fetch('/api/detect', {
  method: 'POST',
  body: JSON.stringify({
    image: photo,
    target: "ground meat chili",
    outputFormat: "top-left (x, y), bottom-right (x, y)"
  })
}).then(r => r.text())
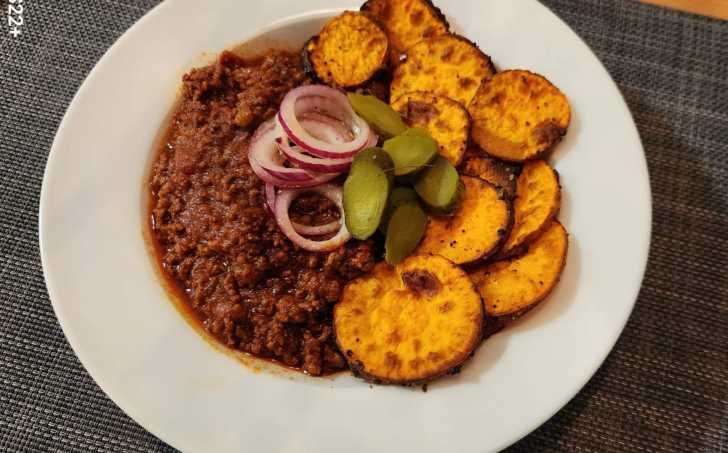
top-left (148, 50), bottom-right (376, 376)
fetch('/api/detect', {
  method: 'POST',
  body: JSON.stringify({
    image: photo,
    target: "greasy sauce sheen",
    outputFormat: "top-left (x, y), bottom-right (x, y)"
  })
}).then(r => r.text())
top-left (148, 50), bottom-right (376, 376)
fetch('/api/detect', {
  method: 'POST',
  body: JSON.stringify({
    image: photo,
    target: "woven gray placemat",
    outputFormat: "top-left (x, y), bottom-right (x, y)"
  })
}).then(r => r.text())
top-left (1, 0), bottom-right (726, 452)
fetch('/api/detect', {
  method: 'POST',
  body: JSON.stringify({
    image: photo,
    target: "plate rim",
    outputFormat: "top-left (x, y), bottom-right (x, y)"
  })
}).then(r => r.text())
top-left (38, 1), bottom-right (652, 451)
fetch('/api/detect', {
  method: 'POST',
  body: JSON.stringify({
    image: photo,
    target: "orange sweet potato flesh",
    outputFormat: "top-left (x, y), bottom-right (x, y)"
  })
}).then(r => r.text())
top-left (468, 70), bottom-right (571, 162)
top-left (416, 176), bottom-right (512, 264)
top-left (305, 11), bottom-right (388, 87)
top-left (499, 160), bottom-right (561, 257)
top-left (361, 0), bottom-right (449, 65)
top-left (391, 91), bottom-right (471, 165)
top-left (470, 221), bottom-right (568, 317)
top-left (334, 254), bottom-right (483, 384)
top-left (391, 34), bottom-right (496, 106)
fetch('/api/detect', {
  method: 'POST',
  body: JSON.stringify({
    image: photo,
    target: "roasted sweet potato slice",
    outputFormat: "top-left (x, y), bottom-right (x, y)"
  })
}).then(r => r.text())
top-left (468, 70), bottom-right (571, 162)
top-left (334, 254), bottom-right (483, 384)
top-left (499, 160), bottom-right (560, 257)
top-left (461, 153), bottom-right (519, 199)
top-left (416, 176), bottom-right (512, 264)
top-left (470, 221), bottom-right (568, 317)
top-left (304, 12), bottom-right (388, 87)
top-left (391, 91), bottom-right (470, 165)
top-left (361, 0), bottom-right (449, 64)
top-left (390, 34), bottom-right (496, 106)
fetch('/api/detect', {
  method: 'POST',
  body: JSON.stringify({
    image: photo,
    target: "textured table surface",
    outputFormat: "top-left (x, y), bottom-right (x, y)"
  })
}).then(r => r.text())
top-left (1, 1), bottom-right (726, 452)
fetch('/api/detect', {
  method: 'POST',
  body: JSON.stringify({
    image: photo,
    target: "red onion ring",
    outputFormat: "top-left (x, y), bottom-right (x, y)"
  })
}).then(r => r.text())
top-left (264, 182), bottom-right (276, 213)
top-left (250, 152), bottom-right (337, 188)
top-left (364, 131), bottom-right (379, 148)
top-left (277, 138), bottom-right (352, 173)
top-left (278, 85), bottom-right (371, 159)
top-left (276, 114), bottom-right (357, 173)
top-left (267, 182), bottom-right (341, 235)
top-left (248, 119), bottom-right (311, 182)
top-left (274, 184), bottom-right (351, 252)
top-left (296, 95), bottom-right (351, 121)
top-left (299, 112), bottom-right (353, 142)
top-left (292, 220), bottom-right (342, 236)
top-left (249, 120), bottom-right (338, 188)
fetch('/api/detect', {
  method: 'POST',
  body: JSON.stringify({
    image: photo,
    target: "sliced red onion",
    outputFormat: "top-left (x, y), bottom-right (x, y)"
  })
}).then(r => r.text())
top-left (295, 98), bottom-right (357, 138)
top-left (278, 85), bottom-right (371, 159)
top-left (364, 131), bottom-right (379, 148)
top-left (249, 120), bottom-right (338, 189)
top-left (296, 95), bottom-right (351, 122)
top-left (277, 138), bottom-right (352, 173)
top-left (265, 183), bottom-right (276, 213)
top-left (299, 112), bottom-right (353, 142)
top-left (275, 184), bottom-right (351, 252)
top-left (250, 152), bottom-right (336, 188)
top-left (248, 119), bottom-right (311, 182)
top-left (292, 220), bottom-right (342, 236)
top-left (268, 182), bottom-right (341, 235)
top-left (253, 162), bottom-right (337, 188)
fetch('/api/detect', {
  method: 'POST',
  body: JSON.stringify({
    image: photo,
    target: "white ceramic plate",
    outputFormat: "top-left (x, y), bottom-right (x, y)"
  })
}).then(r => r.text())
top-left (39, 1), bottom-right (651, 451)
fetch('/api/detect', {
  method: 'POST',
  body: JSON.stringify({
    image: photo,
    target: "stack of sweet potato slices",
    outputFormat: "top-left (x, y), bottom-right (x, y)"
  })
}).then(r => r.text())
top-left (302, 0), bottom-right (572, 385)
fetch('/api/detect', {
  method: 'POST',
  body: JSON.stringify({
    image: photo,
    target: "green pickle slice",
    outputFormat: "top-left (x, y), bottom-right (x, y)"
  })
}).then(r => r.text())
top-left (353, 146), bottom-right (394, 171)
top-left (382, 134), bottom-right (438, 176)
top-left (352, 147), bottom-right (394, 186)
top-left (379, 187), bottom-right (419, 233)
top-left (415, 156), bottom-right (463, 214)
top-left (347, 93), bottom-right (407, 138)
top-left (384, 202), bottom-right (428, 265)
top-left (344, 159), bottom-right (392, 240)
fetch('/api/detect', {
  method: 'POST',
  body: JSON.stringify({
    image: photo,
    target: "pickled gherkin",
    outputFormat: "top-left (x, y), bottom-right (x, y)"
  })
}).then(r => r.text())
top-left (348, 93), bottom-right (408, 138)
top-left (382, 134), bottom-right (438, 176)
top-left (415, 156), bottom-right (463, 214)
top-left (344, 159), bottom-right (392, 240)
top-left (352, 147), bottom-right (393, 169)
top-left (379, 187), bottom-right (419, 233)
top-left (352, 147), bottom-right (395, 184)
top-left (384, 202), bottom-right (427, 265)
